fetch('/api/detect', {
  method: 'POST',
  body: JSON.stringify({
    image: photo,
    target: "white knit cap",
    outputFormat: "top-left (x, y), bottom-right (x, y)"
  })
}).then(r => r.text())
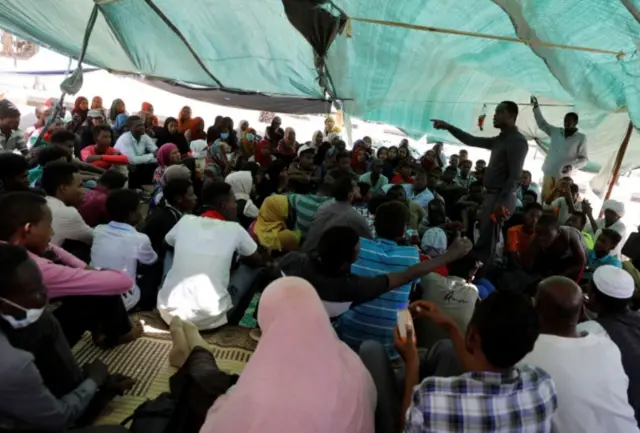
top-left (603, 199), bottom-right (625, 217)
top-left (593, 265), bottom-right (635, 299)
top-left (297, 144), bottom-right (315, 157)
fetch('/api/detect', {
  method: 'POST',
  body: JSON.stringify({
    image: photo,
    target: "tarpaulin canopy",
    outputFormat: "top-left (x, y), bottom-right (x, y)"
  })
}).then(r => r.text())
top-left (1, 0), bottom-right (639, 169)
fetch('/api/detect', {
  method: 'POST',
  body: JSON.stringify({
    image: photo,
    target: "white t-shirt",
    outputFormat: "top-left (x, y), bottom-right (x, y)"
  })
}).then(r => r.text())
top-left (546, 197), bottom-right (582, 225)
top-left (157, 215), bottom-right (258, 330)
top-left (46, 196), bottom-right (94, 246)
top-left (90, 222), bottom-right (158, 311)
top-left (519, 333), bottom-right (638, 433)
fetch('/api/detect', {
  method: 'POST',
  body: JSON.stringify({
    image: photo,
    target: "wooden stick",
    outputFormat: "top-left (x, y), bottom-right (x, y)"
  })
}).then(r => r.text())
top-left (349, 17), bottom-right (625, 58)
top-left (601, 121), bottom-right (633, 216)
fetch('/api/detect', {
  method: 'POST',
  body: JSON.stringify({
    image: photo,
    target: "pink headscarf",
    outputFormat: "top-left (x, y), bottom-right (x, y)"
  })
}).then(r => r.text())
top-left (157, 143), bottom-right (178, 168)
top-left (200, 277), bottom-right (376, 433)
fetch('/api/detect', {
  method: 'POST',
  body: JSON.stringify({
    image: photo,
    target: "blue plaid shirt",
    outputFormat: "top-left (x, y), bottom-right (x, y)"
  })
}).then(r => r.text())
top-left (405, 365), bottom-right (557, 432)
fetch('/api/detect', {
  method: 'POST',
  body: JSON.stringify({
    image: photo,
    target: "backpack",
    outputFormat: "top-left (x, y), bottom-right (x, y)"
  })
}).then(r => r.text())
top-left (121, 392), bottom-right (176, 433)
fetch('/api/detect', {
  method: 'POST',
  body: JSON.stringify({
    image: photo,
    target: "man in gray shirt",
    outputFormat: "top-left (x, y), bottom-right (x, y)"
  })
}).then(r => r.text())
top-left (0, 243), bottom-right (128, 430)
top-left (302, 177), bottom-right (372, 253)
top-left (0, 99), bottom-right (27, 155)
top-left (432, 101), bottom-right (528, 263)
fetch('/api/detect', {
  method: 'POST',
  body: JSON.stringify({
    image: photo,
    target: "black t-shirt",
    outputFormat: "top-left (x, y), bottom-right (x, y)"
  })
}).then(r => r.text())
top-left (279, 251), bottom-right (389, 304)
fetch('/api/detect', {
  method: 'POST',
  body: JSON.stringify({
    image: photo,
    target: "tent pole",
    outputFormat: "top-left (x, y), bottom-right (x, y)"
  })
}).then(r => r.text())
top-left (600, 121), bottom-right (633, 215)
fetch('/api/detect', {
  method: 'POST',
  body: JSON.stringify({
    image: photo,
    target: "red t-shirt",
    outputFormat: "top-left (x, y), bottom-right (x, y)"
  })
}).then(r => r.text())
top-left (201, 210), bottom-right (226, 220)
top-left (391, 174), bottom-right (414, 184)
top-left (80, 145), bottom-right (128, 169)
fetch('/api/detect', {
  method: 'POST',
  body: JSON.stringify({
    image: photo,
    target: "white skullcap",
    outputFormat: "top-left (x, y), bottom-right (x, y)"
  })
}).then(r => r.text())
top-left (593, 265), bottom-right (635, 299)
top-left (297, 144), bottom-right (315, 157)
top-left (603, 199), bottom-right (625, 217)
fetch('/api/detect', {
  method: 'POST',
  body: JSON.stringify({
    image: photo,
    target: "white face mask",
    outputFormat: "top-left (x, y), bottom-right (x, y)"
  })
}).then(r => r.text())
top-left (0, 297), bottom-right (45, 329)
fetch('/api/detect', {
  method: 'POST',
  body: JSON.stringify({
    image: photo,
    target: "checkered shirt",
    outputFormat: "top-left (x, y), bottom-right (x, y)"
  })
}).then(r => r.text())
top-left (404, 364), bottom-right (557, 432)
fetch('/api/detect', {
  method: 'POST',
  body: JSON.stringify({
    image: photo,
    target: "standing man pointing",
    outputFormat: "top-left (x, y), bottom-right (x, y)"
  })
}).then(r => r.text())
top-left (531, 96), bottom-right (588, 201)
top-left (432, 101), bottom-right (528, 263)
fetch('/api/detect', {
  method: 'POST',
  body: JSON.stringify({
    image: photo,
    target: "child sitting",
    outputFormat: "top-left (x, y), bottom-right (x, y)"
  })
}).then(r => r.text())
top-left (90, 189), bottom-right (158, 310)
top-left (583, 228), bottom-right (622, 281)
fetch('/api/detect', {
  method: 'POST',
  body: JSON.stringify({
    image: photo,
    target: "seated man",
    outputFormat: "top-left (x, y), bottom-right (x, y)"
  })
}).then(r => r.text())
top-left (415, 252), bottom-right (481, 349)
top-left (0, 243), bottom-right (133, 430)
top-left (388, 292), bottom-right (557, 432)
top-left (455, 158), bottom-right (476, 189)
top-left (157, 181), bottom-right (264, 330)
top-left (525, 213), bottom-right (587, 282)
top-left (114, 115), bottom-right (157, 189)
top-left (288, 182), bottom-right (334, 240)
top-left (579, 265), bottom-right (640, 424)
top-left (333, 202), bottom-right (421, 359)
top-left (91, 189), bottom-right (158, 311)
top-left (386, 184), bottom-right (425, 232)
top-left (505, 202), bottom-right (543, 267)
top-left (41, 161), bottom-right (94, 248)
top-left (287, 144), bottom-right (321, 193)
top-left (49, 130), bottom-right (104, 180)
top-left (28, 145), bottom-right (68, 187)
top-left (80, 124), bottom-right (129, 170)
top-left (0, 192), bottom-right (139, 348)
top-left (359, 159), bottom-right (389, 194)
top-left (391, 160), bottom-right (414, 185)
top-left (302, 177), bottom-right (372, 253)
top-left (77, 170), bottom-right (128, 227)
top-left (583, 228), bottom-right (622, 281)
top-left (324, 151), bottom-right (357, 184)
top-left (280, 224), bottom-right (472, 319)
top-left (0, 153), bottom-right (32, 196)
top-left (520, 276), bottom-right (638, 433)
top-left (544, 183), bottom-right (581, 225)
top-left (566, 210), bottom-right (595, 249)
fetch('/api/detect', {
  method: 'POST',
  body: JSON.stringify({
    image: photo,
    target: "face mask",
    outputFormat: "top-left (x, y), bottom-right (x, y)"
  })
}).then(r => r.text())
top-left (0, 297), bottom-right (45, 329)
top-left (246, 133), bottom-right (254, 141)
top-left (220, 132), bottom-right (229, 140)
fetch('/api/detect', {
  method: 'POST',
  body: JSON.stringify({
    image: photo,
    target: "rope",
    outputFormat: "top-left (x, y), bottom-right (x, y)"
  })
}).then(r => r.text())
top-left (33, 5), bottom-right (99, 149)
top-left (347, 17), bottom-right (626, 59)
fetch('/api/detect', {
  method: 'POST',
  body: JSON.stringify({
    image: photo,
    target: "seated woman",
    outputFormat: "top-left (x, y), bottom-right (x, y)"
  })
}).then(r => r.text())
top-left (153, 143), bottom-right (182, 185)
top-left (253, 195), bottom-right (300, 255)
top-left (199, 277), bottom-right (376, 433)
top-left (524, 213), bottom-right (587, 284)
top-left (154, 117), bottom-right (191, 157)
top-left (225, 170), bottom-right (260, 229)
top-left (0, 192), bottom-right (142, 348)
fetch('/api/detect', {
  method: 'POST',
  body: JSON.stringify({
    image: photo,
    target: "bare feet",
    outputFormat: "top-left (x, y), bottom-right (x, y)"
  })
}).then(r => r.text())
top-left (114, 320), bottom-right (144, 347)
top-left (96, 320), bottom-right (144, 349)
top-left (169, 317), bottom-right (189, 368)
top-left (182, 320), bottom-right (212, 352)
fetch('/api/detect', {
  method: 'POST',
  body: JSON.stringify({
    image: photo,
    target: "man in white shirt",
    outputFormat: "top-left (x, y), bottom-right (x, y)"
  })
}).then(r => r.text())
top-left (40, 161), bottom-right (93, 247)
top-left (520, 275), bottom-right (638, 433)
top-left (91, 189), bottom-right (157, 311)
top-left (583, 199), bottom-right (627, 259)
top-left (578, 265), bottom-right (640, 425)
top-left (545, 183), bottom-right (581, 225)
top-left (114, 115), bottom-right (157, 189)
top-left (157, 181), bottom-right (264, 330)
top-left (531, 96), bottom-right (588, 201)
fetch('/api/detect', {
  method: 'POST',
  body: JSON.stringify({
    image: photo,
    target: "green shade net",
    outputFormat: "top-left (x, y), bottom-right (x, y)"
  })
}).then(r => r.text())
top-left (1, 0), bottom-right (639, 168)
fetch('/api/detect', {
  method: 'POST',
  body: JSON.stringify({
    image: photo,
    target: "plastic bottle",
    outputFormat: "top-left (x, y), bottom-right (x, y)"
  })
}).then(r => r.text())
top-left (397, 303), bottom-right (413, 342)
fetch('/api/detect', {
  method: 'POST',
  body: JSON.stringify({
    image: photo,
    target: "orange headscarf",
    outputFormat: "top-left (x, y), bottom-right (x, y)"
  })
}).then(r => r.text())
top-left (350, 149), bottom-right (367, 173)
top-left (188, 117), bottom-right (206, 142)
top-left (91, 96), bottom-right (103, 109)
top-left (141, 102), bottom-right (157, 126)
top-left (177, 106), bottom-right (192, 133)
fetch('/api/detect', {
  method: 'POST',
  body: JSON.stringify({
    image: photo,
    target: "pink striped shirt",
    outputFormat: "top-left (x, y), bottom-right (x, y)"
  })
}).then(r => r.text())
top-left (28, 244), bottom-right (133, 299)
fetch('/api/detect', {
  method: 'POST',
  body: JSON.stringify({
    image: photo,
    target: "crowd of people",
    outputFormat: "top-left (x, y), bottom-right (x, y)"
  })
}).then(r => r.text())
top-left (0, 94), bottom-right (640, 433)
